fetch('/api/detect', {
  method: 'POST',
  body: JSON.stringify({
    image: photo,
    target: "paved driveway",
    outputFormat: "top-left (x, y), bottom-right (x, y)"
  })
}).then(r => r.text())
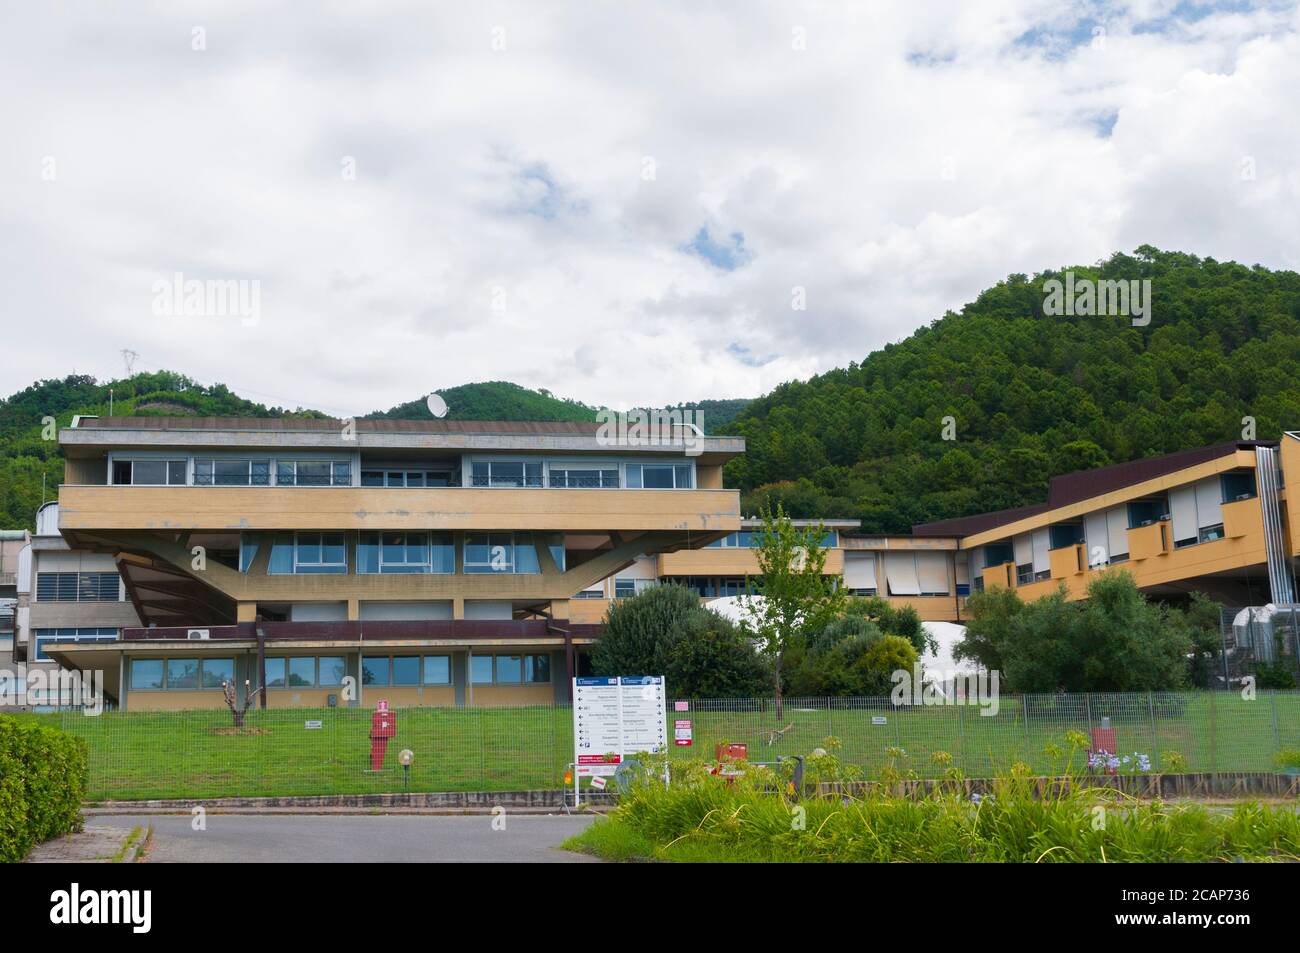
top-left (89, 813), bottom-right (601, 863)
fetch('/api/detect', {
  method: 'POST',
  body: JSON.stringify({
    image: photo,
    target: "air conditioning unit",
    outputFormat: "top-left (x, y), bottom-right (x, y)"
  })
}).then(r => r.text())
top-left (186, 629), bottom-right (210, 640)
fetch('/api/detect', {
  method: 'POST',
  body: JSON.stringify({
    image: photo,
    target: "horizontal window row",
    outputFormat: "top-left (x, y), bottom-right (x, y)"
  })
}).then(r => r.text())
top-left (35, 572), bottom-right (123, 603)
top-left (130, 657), bottom-right (235, 691)
top-left (108, 457), bottom-right (698, 490)
top-left (705, 530), bottom-right (838, 549)
top-left (33, 628), bottom-right (118, 662)
top-left (264, 656), bottom-right (348, 688)
top-left (246, 532), bottom-right (564, 575)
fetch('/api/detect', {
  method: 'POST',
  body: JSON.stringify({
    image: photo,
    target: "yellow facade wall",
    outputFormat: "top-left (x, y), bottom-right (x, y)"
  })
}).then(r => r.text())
top-left (467, 684), bottom-right (554, 707)
top-left (126, 691), bottom-right (229, 712)
top-left (356, 686), bottom-right (456, 708)
top-left (58, 485), bottom-right (741, 534)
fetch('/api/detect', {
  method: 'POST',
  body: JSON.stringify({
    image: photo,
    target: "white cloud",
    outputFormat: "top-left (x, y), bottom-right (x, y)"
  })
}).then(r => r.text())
top-left (1, 0), bottom-right (1298, 413)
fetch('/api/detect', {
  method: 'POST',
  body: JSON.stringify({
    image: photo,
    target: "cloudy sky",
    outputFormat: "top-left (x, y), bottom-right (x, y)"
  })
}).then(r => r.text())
top-left (3, 1), bottom-right (1299, 415)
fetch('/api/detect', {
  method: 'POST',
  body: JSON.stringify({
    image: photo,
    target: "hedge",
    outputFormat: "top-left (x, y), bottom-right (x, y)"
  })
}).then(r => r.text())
top-left (0, 715), bottom-right (87, 862)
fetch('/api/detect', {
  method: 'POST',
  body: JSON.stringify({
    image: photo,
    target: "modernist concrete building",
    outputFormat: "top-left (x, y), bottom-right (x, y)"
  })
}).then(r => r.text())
top-left (41, 416), bottom-right (743, 710)
top-left (580, 438), bottom-right (1297, 638)
top-left (28, 416), bottom-right (1300, 709)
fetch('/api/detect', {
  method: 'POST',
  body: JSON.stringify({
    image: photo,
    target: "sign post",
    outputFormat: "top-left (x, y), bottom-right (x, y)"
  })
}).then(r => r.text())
top-left (572, 676), bottom-right (667, 806)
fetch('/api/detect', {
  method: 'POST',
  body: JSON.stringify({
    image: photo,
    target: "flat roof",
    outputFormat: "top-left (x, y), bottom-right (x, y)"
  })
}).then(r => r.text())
top-left (61, 416), bottom-right (745, 465)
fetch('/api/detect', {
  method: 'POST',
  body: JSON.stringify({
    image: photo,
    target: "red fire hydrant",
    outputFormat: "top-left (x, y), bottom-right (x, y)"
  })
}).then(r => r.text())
top-left (369, 701), bottom-right (396, 771)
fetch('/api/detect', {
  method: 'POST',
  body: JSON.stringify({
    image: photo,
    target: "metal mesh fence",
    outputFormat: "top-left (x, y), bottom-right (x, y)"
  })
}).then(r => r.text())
top-left (17, 690), bottom-right (1300, 801)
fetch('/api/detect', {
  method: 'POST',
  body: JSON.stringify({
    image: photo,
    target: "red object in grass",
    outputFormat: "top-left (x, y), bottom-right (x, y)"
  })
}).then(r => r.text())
top-left (369, 707), bottom-right (397, 771)
top-left (1090, 727), bottom-right (1117, 775)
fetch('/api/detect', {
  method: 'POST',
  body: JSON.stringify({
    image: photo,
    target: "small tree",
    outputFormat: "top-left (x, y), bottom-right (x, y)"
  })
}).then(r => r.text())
top-left (222, 679), bottom-right (263, 728)
top-left (740, 503), bottom-right (847, 716)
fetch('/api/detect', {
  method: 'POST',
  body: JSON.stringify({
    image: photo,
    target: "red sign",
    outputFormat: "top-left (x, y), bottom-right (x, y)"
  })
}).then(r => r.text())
top-left (578, 753), bottom-right (622, 765)
top-left (674, 719), bottom-right (693, 747)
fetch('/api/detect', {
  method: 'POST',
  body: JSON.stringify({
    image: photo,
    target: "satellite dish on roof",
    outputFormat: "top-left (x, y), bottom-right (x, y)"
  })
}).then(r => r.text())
top-left (426, 393), bottom-right (448, 418)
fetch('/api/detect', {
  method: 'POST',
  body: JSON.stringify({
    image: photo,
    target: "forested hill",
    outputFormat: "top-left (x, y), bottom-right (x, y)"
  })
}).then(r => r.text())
top-left (723, 247), bottom-right (1300, 533)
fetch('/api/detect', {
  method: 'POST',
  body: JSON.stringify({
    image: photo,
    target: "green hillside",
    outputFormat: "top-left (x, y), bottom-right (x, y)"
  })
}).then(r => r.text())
top-left (723, 246), bottom-right (1300, 532)
top-left (364, 381), bottom-right (600, 423)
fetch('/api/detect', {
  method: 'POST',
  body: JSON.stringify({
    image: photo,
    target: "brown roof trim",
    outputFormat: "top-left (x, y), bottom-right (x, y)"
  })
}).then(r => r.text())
top-left (912, 440), bottom-right (1274, 539)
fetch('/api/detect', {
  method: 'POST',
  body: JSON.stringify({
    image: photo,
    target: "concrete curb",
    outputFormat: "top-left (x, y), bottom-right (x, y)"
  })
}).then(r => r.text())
top-left (85, 789), bottom-right (618, 815)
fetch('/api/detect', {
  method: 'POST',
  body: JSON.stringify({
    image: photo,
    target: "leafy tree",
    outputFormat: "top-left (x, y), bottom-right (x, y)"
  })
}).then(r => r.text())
top-left (591, 584), bottom-right (769, 698)
top-left (739, 504), bottom-right (847, 714)
top-left (953, 572), bottom-right (1194, 692)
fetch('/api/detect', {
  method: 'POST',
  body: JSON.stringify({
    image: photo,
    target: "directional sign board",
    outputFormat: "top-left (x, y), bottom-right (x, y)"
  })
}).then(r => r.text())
top-left (573, 676), bottom-right (667, 778)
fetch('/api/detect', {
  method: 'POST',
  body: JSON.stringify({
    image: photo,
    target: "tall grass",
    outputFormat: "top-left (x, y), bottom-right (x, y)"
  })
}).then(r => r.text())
top-left (566, 738), bottom-right (1300, 863)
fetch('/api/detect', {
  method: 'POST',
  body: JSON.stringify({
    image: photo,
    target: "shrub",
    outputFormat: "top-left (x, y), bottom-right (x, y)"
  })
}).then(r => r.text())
top-left (0, 715), bottom-right (87, 862)
top-left (592, 584), bottom-right (771, 697)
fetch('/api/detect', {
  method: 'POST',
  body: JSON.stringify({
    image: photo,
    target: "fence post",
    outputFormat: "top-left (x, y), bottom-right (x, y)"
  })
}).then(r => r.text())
top-left (1208, 688), bottom-right (1218, 775)
top-left (957, 699), bottom-right (966, 774)
top-left (1148, 692), bottom-right (1159, 769)
top-left (1022, 695), bottom-right (1032, 767)
top-left (1270, 691), bottom-right (1280, 756)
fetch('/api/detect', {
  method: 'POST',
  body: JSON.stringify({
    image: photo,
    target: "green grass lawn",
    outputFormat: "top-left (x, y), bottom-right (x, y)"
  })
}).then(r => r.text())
top-left (18, 691), bottom-right (1300, 801)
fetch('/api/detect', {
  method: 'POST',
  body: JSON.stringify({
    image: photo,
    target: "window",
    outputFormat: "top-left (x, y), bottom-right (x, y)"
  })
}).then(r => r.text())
top-left (130, 659), bottom-right (164, 691)
top-left (293, 533), bottom-right (347, 574)
top-left (1127, 498), bottom-right (1167, 529)
top-left (277, 460), bottom-right (352, 486)
top-left (549, 467), bottom-right (619, 488)
top-left (613, 579), bottom-right (637, 599)
top-left (1199, 524), bottom-right (1226, 543)
top-left (167, 659), bottom-right (200, 689)
top-left (264, 658), bottom-right (287, 688)
top-left (127, 657), bottom-right (230, 690)
top-left (526, 654), bottom-right (551, 684)
top-left (471, 461), bottom-right (543, 487)
top-left (319, 657), bottom-right (347, 687)
top-left (357, 532), bottom-right (454, 574)
top-left (464, 533), bottom-right (540, 574)
top-left (201, 659), bottom-right (234, 689)
top-left (625, 464), bottom-right (692, 489)
top-left (423, 656), bottom-right (451, 685)
top-left (1221, 471), bottom-right (1257, 503)
top-left (112, 459), bottom-right (187, 485)
top-left (362, 469), bottom-right (452, 487)
top-left (32, 628), bottom-right (117, 662)
top-left (495, 655), bottom-right (522, 684)
top-left (239, 538), bottom-right (259, 572)
top-left (470, 654), bottom-right (551, 685)
top-left (392, 657), bottom-right (420, 686)
top-left (288, 657), bottom-right (317, 687)
top-left (1049, 524), bottom-right (1083, 550)
top-left (361, 656), bottom-right (390, 686)
top-left (194, 459), bottom-right (271, 486)
top-left (573, 587), bottom-right (605, 599)
top-left (36, 572), bottom-right (121, 603)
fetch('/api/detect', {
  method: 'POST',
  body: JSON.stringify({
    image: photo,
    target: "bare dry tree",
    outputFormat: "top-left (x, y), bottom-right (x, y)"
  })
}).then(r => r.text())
top-left (222, 679), bottom-right (264, 728)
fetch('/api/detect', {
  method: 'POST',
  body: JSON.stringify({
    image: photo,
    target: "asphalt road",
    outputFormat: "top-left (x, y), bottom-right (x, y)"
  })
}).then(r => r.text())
top-left (88, 813), bottom-right (601, 863)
